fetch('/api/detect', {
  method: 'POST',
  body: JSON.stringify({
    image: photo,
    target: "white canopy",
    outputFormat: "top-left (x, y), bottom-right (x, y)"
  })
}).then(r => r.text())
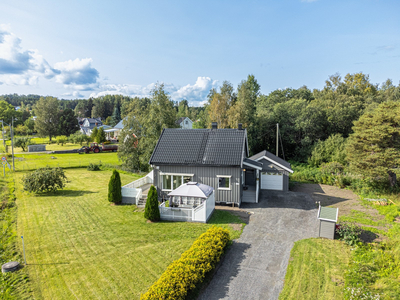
top-left (167, 182), bottom-right (214, 199)
top-left (104, 128), bottom-right (120, 133)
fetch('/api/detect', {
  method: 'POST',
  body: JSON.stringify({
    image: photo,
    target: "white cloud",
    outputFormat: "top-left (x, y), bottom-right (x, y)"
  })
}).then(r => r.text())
top-left (54, 58), bottom-right (99, 86)
top-left (89, 77), bottom-right (218, 106)
top-left (0, 24), bottom-right (59, 85)
top-left (62, 91), bottom-right (85, 98)
top-left (301, 0), bottom-right (318, 2)
top-left (170, 77), bottom-right (218, 105)
top-left (0, 24), bottom-right (99, 90)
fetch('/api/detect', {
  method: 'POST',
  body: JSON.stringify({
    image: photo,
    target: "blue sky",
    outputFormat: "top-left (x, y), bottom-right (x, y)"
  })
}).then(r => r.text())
top-left (0, 0), bottom-right (399, 105)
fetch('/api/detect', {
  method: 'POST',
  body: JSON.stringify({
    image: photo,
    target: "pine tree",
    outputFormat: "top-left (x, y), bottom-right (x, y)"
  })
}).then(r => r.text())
top-left (110, 105), bottom-right (121, 127)
top-left (346, 101), bottom-right (400, 187)
top-left (90, 127), bottom-right (98, 142)
top-left (144, 185), bottom-right (160, 221)
top-left (97, 127), bottom-right (106, 143)
top-left (108, 169), bottom-right (122, 204)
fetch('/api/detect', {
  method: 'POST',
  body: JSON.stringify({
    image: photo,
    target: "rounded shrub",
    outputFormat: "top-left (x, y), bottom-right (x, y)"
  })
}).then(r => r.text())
top-left (144, 185), bottom-right (160, 221)
top-left (22, 167), bottom-right (67, 193)
top-left (108, 169), bottom-right (122, 204)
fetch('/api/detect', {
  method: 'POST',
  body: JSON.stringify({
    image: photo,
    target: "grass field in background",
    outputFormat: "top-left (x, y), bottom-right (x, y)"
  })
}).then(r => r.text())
top-left (14, 168), bottom-right (244, 299)
top-left (279, 238), bottom-right (350, 300)
top-left (4, 152), bottom-right (121, 172)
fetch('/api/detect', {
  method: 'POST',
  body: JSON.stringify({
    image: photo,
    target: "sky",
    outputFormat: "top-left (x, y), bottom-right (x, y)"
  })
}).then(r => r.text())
top-left (0, 0), bottom-right (399, 106)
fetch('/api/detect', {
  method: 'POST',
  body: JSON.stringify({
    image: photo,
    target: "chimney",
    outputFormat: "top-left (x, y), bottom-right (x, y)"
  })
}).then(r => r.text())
top-left (211, 122), bottom-right (218, 130)
top-left (238, 123), bottom-right (243, 130)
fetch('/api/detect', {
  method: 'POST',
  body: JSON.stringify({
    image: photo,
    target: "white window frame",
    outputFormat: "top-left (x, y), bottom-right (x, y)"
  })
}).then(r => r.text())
top-left (162, 174), bottom-right (193, 191)
top-left (217, 175), bottom-right (231, 190)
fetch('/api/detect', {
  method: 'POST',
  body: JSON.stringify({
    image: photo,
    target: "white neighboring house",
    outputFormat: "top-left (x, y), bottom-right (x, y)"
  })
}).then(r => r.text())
top-left (176, 117), bottom-right (193, 129)
top-left (104, 119), bottom-right (124, 141)
top-left (80, 118), bottom-right (109, 136)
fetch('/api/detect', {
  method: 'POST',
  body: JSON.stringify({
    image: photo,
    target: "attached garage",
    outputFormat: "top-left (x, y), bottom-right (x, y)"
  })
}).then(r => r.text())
top-left (261, 172), bottom-right (283, 190)
top-left (250, 150), bottom-right (293, 192)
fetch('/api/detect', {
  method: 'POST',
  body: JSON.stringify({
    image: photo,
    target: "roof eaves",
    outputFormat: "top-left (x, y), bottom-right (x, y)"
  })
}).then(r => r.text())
top-left (149, 128), bottom-right (165, 165)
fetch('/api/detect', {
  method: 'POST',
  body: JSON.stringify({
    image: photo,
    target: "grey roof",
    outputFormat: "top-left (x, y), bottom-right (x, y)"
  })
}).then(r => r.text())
top-left (250, 150), bottom-right (292, 171)
top-left (168, 182), bottom-right (214, 198)
top-left (318, 206), bottom-right (338, 222)
top-left (149, 128), bottom-right (247, 166)
top-left (243, 157), bottom-right (263, 169)
top-left (175, 117), bottom-right (192, 125)
top-left (114, 120), bottom-right (124, 129)
top-left (85, 118), bottom-right (102, 124)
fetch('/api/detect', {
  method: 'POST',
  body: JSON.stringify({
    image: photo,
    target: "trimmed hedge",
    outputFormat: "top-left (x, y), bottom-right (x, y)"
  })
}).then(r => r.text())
top-left (140, 226), bottom-right (230, 300)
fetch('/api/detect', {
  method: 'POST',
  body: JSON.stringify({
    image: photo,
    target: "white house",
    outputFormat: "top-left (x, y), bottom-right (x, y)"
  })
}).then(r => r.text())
top-left (175, 117), bottom-right (193, 129)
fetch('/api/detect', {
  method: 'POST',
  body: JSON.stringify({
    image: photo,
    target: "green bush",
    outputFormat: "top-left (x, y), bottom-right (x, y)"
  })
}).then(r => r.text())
top-left (56, 135), bottom-right (67, 146)
top-left (308, 133), bottom-right (347, 167)
top-left (87, 163), bottom-right (101, 171)
top-left (22, 167), bottom-right (67, 193)
top-left (141, 226), bottom-right (230, 300)
top-left (108, 169), bottom-right (122, 204)
top-left (144, 185), bottom-right (160, 221)
top-left (14, 136), bottom-right (32, 152)
top-left (336, 223), bottom-right (362, 246)
top-left (320, 161), bottom-right (344, 175)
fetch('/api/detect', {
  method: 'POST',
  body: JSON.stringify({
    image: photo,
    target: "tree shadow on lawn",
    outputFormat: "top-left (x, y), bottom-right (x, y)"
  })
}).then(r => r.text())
top-left (37, 190), bottom-right (97, 197)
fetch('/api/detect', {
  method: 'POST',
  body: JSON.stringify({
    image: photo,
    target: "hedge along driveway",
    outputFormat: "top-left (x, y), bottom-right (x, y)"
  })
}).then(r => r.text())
top-left (14, 168), bottom-right (242, 299)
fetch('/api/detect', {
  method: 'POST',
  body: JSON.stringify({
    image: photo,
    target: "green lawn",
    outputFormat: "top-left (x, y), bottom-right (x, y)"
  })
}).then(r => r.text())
top-left (279, 238), bottom-right (350, 300)
top-left (14, 168), bottom-right (243, 299)
top-left (10, 152), bottom-right (120, 172)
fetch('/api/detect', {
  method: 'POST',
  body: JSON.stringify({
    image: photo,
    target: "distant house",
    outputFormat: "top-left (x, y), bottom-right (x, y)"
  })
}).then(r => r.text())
top-left (104, 119), bottom-right (124, 141)
top-left (80, 118), bottom-right (104, 136)
top-left (175, 117), bottom-right (193, 129)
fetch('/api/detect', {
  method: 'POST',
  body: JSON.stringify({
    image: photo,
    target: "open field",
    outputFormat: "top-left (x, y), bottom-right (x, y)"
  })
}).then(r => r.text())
top-left (279, 238), bottom-right (350, 300)
top-left (14, 168), bottom-right (244, 299)
top-left (7, 152), bottom-right (121, 172)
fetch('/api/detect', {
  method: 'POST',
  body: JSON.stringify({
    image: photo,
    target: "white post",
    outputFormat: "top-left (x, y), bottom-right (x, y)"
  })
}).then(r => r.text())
top-left (11, 117), bottom-right (15, 171)
top-left (21, 236), bottom-right (27, 265)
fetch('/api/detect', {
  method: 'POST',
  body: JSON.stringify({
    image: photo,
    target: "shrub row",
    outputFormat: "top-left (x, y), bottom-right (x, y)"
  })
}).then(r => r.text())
top-left (141, 226), bottom-right (230, 300)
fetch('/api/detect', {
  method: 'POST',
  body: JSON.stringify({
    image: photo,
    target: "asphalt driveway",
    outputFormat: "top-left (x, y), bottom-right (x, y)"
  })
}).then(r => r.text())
top-left (198, 190), bottom-right (319, 300)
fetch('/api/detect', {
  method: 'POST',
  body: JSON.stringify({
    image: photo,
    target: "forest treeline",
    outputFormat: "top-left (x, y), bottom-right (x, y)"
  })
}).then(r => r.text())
top-left (2, 72), bottom-right (400, 165)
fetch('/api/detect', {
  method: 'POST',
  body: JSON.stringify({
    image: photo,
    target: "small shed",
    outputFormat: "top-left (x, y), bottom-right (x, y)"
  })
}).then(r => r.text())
top-left (317, 204), bottom-right (338, 239)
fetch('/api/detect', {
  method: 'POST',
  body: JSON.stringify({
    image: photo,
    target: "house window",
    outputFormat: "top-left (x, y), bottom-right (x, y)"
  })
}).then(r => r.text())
top-left (162, 174), bottom-right (193, 191)
top-left (163, 175), bottom-right (172, 190)
top-left (217, 175), bottom-right (231, 190)
top-left (185, 120), bottom-right (188, 124)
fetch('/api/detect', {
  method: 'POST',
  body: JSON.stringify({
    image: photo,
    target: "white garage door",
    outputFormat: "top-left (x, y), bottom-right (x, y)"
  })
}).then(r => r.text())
top-left (261, 172), bottom-right (283, 190)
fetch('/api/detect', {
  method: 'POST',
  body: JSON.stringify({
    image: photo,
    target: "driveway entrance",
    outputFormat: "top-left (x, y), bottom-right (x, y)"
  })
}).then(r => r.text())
top-left (199, 190), bottom-right (318, 300)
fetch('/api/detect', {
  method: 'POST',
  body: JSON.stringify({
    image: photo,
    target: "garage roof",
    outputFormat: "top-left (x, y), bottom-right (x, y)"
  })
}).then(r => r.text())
top-left (250, 150), bottom-right (293, 173)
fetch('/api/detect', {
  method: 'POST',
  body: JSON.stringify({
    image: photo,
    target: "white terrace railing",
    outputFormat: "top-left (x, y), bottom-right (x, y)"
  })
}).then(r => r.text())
top-left (121, 171), bottom-right (153, 205)
top-left (159, 191), bottom-right (215, 223)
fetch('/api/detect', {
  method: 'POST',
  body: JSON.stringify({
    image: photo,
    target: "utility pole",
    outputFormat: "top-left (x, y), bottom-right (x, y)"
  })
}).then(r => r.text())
top-left (1, 120), bottom-right (4, 148)
top-left (11, 117), bottom-right (15, 171)
top-left (276, 123), bottom-right (279, 157)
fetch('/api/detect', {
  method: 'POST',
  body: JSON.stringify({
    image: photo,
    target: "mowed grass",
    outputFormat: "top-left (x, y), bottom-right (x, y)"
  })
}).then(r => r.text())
top-left (11, 152), bottom-right (120, 172)
top-left (279, 238), bottom-right (350, 300)
top-left (14, 168), bottom-right (243, 299)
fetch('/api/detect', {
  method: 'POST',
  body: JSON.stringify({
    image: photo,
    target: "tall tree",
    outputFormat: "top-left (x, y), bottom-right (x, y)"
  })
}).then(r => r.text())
top-left (208, 81), bottom-right (235, 128)
top-left (97, 127), bottom-right (106, 144)
top-left (34, 97), bottom-right (59, 141)
top-left (110, 105), bottom-right (121, 127)
top-left (346, 101), bottom-right (400, 187)
top-left (58, 108), bottom-right (79, 136)
top-left (228, 75), bottom-right (260, 153)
